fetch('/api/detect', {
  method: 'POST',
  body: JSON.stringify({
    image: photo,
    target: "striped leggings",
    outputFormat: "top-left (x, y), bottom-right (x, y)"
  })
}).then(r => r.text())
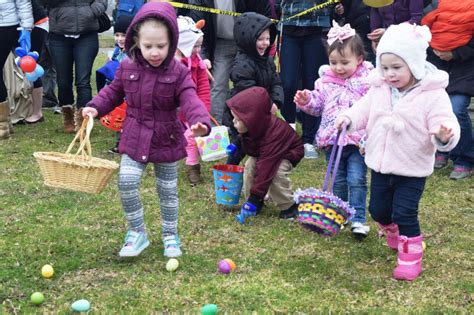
top-left (118, 154), bottom-right (179, 238)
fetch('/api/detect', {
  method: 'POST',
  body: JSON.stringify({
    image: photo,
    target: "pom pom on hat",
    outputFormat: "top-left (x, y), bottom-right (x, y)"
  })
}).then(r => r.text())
top-left (376, 23), bottom-right (432, 80)
top-left (114, 15), bottom-right (133, 34)
top-left (177, 16), bottom-right (204, 58)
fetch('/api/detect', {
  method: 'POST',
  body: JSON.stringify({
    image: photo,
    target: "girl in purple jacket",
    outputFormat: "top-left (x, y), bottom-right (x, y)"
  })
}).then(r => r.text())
top-left (82, 2), bottom-right (211, 258)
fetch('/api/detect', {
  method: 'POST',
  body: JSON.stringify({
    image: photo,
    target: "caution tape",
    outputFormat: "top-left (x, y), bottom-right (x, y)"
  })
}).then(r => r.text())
top-left (169, 0), bottom-right (339, 23)
top-left (283, 0), bottom-right (340, 22)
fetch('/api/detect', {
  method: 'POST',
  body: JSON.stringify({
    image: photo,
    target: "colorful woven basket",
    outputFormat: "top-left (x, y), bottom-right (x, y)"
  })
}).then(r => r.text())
top-left (295, 127), bottom-right (355, 236)
top-left (34, 114), bottom-right (119, 194)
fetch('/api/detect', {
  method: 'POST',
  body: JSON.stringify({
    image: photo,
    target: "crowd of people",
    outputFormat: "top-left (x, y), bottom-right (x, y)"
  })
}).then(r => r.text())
top-left (1, 0), bottom-right (472, 282)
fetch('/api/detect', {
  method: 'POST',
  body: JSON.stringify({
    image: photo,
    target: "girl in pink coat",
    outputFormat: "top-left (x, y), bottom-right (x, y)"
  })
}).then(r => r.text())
top-left (294, 21), bottom-right (373, 239)
top-left (336, 23), bottom-right (460, 281)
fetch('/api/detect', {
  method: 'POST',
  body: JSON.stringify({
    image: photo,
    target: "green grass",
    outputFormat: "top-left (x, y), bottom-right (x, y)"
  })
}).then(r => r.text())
top-left (0, 52), bottom-right (473, 313)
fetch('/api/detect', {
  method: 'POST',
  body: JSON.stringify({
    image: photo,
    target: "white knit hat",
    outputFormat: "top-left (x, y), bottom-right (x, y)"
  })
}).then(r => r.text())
top-left (177, 16), bottom-right (204, 58)
top-left (376, 23), bottom-right (432, 80)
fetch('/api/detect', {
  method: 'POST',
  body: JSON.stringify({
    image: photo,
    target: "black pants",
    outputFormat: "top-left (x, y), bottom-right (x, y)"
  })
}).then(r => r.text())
top-left (369, 171), bottom-right (426, 237)
top-left (0, 26), bottom-right (19, 102)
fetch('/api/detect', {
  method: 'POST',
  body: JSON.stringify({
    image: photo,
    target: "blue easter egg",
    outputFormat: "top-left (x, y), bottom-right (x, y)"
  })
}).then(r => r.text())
top-left (71, 299), bottom-right (90, 312)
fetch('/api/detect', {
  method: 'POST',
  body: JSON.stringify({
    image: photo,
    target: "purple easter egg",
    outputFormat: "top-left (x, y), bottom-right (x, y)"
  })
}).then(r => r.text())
top-left (218, 260), bottom-right (231, 274)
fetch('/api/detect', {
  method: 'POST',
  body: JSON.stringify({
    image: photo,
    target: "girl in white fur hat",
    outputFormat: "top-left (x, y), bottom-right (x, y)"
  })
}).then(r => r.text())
top-left (335, 22), bottom-right (460, 281)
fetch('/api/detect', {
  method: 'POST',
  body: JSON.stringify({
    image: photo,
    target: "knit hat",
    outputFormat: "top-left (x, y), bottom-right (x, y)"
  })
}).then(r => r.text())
top-left (376, 23), bottom-right (432, 80)
top-left (114, 15), bottom-right (133, 34)
top-left (177, 16), bottom-right (204, 58)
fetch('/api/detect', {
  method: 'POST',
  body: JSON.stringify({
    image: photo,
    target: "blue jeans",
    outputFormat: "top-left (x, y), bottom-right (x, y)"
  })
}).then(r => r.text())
top-left (280, 32), bottom-right (327, 144)
top-left (49, 33), bottom-right (99, 108)
top-left (369, 171), bottom-right (426, 237)
top-left (438, 94), bottom-right (473, 169)
top-left (325, 145), bottom-right (368, 223)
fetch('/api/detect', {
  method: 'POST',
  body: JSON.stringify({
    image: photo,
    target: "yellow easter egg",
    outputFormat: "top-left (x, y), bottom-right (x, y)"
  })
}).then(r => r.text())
top-left (166, 258), bottom-right (179, 272)
top-left (41, 264), bottom-right (54, 279)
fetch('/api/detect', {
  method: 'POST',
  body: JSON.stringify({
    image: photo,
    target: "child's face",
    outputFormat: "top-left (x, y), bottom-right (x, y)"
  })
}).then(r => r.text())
top-left (256, 29), bottom-right (270, 56)
top-left (192, 36), bottom-right (203, 56)
top-left (231, 110), bottom-right (248, 134)
top-left (138, 21), bottom-right (170, 68)
top-left (380, 53), bottom-right (415, 92)
top-left (328, 46), bottom-right (363, 79)
top-left (114, 32), bottom-right (126, 49)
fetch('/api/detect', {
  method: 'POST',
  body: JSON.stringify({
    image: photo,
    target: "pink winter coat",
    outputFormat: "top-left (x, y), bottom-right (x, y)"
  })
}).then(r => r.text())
top-left (296, 61), bottom-right (373, 149)
top-left (341, 64), bottom-right (460, 177)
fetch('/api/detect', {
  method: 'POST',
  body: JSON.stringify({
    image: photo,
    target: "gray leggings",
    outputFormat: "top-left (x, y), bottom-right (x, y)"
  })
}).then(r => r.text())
top-left (118, 154), bottom-right (179, 238)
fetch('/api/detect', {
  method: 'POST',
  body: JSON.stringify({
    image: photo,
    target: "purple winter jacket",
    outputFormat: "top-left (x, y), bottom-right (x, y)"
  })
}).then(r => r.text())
top-left (370, 0), bottom-right (424, 30)
top-left (88, 2), bottom-right (211, 164)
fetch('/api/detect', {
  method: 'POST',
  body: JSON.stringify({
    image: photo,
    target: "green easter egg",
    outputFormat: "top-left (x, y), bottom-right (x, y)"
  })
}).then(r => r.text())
top-left (201, 303), bottom-right (218, 315)
top-left (31, 292), bottom-right (45, 305)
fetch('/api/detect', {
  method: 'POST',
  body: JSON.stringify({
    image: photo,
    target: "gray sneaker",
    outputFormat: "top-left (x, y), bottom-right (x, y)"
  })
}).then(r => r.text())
top-left (53, 105), bottom-right (62, 114)
top-left (434, 154), bottom-right (448, 169)
top-left (304, 143), bottom-right (319, 159)
top-left (351, 222), bottom-right (370, 240)
top-left (449, 166), bottom-right (471, 180)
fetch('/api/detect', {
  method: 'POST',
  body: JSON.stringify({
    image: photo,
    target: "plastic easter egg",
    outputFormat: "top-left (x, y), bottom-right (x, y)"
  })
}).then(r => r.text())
top-left (31, 292), bottom-right (45, 305)
top-left (41, 264), bottom-right (54, 278)
top-left (201, 303), bottom-right (218, 315)
top-left (166, 258), bottom-right (179, 272)
top-left (20, 56), bottom-right (37, 73)
top-left (71, 299), bottom-right (91, 312)
top-left (218, 260), bottom-right (230, 274)
top-left (223, 259), bottom-right (236, 272)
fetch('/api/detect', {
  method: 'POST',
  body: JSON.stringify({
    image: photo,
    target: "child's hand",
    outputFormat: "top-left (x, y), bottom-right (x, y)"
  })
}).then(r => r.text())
top-left (335, 115), bottom-right (351, 130)
top-left (430, 124), bottom-right (454, 144)
top-left (203, 59), bottom-right (212, 70)
top-left (294, 90), bottom-right (310, 106)
top-left (271, 103), bottom-right (278, 114)
top-left (82, 107), bottom-right (98, 118)
top-left (191, 122), bottom-right (208, 137)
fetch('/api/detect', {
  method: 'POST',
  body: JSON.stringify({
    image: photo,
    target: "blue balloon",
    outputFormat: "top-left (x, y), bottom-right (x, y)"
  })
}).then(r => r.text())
top-left (27, 51), bottom-right (39, 61)
top-left (15, 47), bottom-right (27, 58)
top-left (35, 64), bottom-right (44, 77)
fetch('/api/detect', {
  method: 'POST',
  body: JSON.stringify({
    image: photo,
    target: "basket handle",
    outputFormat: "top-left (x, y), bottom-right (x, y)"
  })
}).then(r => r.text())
top-left (208, 113), bottom-right (220, 127)
top-left (323, 124), bottom-right (347, 193)
top-left (65, 113), bottom-right (94, 159)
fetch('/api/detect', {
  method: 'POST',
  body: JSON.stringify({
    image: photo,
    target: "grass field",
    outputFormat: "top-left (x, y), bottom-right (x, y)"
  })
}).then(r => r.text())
top-left (0, 50), bottom-right (473, 313)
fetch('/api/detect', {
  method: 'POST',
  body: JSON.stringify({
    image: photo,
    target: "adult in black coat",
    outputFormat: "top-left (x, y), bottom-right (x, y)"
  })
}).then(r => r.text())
top-left (333, 0), bottom-right (374, 63)
top-left (189, 0), bottom-right (271, 123)
top-left (428, 38), bottom-right (474, 179)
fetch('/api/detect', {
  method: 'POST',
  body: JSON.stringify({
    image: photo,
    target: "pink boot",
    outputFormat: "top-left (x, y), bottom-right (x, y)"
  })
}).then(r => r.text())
top-left (378, 223), bottom-right (399, 250)
top-left (393, 235), bottom-right (423, 281)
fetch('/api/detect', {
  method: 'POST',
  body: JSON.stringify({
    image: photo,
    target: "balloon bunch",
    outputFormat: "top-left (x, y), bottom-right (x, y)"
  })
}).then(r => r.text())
top-left (15, 29), bottom-right (44, 82)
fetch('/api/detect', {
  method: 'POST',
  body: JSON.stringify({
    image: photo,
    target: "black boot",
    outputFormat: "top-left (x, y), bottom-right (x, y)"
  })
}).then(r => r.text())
top-left (279, 203), bottom-right (298, 220)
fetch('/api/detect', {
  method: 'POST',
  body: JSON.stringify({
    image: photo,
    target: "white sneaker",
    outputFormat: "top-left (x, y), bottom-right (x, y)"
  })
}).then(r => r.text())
top-left (351, 222), bottom-right (370, 239)
top-left (304, 143), bottom-right (319, 159)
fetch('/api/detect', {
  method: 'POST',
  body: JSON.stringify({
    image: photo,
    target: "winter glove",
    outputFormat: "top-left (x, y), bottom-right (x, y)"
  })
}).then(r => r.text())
top-left (235, 195), bottom-right (263, 224)
top-left (18, 29), bottom-right (31, 52)
top-left (226, 143), bottom-right (237, 156)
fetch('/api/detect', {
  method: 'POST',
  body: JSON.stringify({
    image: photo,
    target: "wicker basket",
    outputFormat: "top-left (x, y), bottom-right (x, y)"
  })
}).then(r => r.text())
top-left (34, 114), bottom-right (119, 194)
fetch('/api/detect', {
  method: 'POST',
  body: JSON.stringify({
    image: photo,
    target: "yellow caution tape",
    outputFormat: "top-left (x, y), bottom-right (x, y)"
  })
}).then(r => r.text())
top-left (169, 0), bottom-right (340, 23)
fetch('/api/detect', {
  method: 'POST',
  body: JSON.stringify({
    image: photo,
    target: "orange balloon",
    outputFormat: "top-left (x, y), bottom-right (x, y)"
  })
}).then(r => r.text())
top-left (20, 56), bottom-right (37, 73)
